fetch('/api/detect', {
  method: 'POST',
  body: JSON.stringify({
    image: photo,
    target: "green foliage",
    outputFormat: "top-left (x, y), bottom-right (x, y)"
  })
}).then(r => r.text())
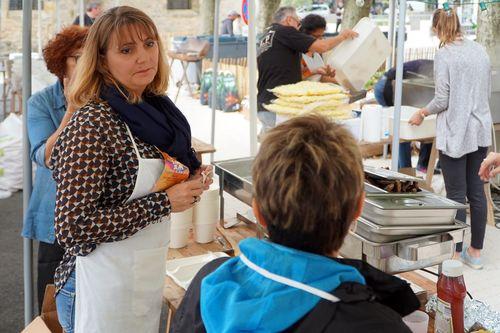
top-left (280, 0), bottom-right (314, 8)
top-left (364, 71), bottom-right (384, 91)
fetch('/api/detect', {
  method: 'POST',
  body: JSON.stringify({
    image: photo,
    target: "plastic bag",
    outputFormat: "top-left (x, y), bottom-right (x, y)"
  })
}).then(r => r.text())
top-left (0, 114), bottom-right (23, 192)
top-left (150, 152), bottom-right (190, 193)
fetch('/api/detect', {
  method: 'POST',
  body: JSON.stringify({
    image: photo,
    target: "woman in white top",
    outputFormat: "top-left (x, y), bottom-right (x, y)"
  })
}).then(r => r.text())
top-left (410, 8), bottom-right (492, 269)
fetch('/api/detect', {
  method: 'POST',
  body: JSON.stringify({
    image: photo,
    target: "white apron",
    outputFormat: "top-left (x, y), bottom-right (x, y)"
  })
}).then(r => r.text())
top-left (75, 125), bottom-right (170, 333)
top-left (240, 254), bottom-right (341, 303)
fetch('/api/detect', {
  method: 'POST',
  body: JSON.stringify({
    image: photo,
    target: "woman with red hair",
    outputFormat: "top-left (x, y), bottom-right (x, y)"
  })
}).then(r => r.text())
top-left (22, 25), bottom-right (88, 312)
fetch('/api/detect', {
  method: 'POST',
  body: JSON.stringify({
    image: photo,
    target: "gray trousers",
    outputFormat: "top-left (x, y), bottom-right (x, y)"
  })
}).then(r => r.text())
top-left (439, 147), bottom-right (488, 251)
top-left (257, 111), bottom-right (276, 136)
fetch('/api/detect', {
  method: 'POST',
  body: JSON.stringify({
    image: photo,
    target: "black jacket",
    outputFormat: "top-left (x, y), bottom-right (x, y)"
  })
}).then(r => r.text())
top-left (170, 257), bottom-right (419, 333)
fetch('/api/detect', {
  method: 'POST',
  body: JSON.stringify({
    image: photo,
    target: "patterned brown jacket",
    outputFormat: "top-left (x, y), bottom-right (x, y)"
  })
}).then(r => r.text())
top-left (50, 101), bottom-right (171, 293)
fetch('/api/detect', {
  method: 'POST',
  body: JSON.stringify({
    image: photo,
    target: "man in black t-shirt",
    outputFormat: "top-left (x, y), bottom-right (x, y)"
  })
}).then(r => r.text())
top-left (257, 6), bottom-right (358, 133)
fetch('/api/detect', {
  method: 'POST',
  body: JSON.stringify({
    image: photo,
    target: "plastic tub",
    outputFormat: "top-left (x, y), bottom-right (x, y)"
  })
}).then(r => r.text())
top-left (326, 18), bottom-right (391, 92)
top-left (388, 106), bottom-right (436, 140)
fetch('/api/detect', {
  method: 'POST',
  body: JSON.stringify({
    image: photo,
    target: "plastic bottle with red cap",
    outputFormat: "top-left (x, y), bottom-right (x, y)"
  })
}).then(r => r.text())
top-left (435, 259), bottom-right (467, 333)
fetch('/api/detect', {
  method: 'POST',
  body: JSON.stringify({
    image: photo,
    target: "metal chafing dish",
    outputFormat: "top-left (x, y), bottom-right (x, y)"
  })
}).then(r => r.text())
top-left (356, 217), bottom-right (467, 243)
top-left (214, 158), bottom-right (470, 274)
top-left (362, 193), bottom-right (466, 226)
top-left (340, 227), bottom-right (468, 274)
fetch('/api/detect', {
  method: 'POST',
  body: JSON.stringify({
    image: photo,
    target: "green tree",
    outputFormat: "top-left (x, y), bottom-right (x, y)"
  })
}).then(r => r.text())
top-left (280, 0), bottom-right (313, 8)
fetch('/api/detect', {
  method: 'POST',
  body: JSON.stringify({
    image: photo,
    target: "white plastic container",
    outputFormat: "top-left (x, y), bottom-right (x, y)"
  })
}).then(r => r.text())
top-left (361, 104), bottom-right (382, 142)
top-left (388, 106), bottom-right (436, 140)
top-left (170, 208), bottom-right (193, 249)
top-left (339, 117), bottom-right (361, 141)
top-left (193, 186), bottom-right (220, 244)
top-left (165, 252), bottom-right (229, 289)
top-left (326, 18), bottom-right (391, 92)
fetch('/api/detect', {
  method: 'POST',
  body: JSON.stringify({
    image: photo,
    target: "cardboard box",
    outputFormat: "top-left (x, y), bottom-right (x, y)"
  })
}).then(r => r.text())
top-left (22, 285), bottom-right (63, 333)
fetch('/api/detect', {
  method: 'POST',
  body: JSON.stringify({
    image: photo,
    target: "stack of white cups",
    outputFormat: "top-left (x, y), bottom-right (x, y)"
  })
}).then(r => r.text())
top-left (170, 208), bottom-right (193, 249)
top-left (193, 186), bottom-right (220, 244)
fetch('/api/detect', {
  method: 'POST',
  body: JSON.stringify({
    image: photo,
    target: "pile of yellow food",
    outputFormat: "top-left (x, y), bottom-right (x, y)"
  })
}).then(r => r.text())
top-left (264, 81), bottom-right (351, 120)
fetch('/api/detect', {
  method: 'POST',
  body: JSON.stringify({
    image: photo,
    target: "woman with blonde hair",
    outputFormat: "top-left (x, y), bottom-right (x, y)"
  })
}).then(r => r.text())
top-left (410, 8), bottom-right (491, 269)
top-left (50, 6), bottom-right (212, 333)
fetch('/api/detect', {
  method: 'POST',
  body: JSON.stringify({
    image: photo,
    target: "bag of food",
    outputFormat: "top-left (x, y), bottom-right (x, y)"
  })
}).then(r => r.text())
top-left (151, 152), bottom-right (190, 192)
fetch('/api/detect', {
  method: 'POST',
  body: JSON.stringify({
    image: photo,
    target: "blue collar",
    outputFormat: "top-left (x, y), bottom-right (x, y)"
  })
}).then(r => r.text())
top-left (53, 80), bottom-right (66, 110)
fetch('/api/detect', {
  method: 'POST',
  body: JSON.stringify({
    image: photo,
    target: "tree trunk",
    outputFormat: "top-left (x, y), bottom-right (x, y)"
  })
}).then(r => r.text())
top-left (199, 0), bottom-right (215, 35)
top-left (341, 0), bottom-right (373, 30)
top-left (476, 5), bottom-right (500, 68)
top-left (258, 0), bottom-right (281, 33)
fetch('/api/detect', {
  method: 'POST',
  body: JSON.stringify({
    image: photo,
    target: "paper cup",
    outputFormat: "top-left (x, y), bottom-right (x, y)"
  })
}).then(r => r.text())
top-left (194, 223), bottom-right (217, 244)
top-left (402, 310), bottom-right (429, 333)
top-left (170, 208), bottom-right (193, 249)
top-left (170, 227), bottom-right (190, 249)
top-left (193, 187), bottom-right (220, 226)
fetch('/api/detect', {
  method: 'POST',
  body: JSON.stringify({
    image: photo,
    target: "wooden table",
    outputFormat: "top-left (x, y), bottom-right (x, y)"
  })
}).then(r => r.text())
top-left (163, 222), bottom-right (257, 331)
top-left (191, 137), bottom-right (216, 163)
top-left (167, 50), bottom-right (205, 102)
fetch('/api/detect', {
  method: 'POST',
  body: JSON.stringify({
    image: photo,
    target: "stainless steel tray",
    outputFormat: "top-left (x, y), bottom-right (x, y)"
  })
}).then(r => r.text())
top-left (214, 157), bottom-right (254, 206)
top-left (362, 193), bottom-right (466, 226)
top-left (340, 226), bottom-right (470, 274)
top-left (355, 217), bottom-right (468, 243)
top-left (364, 182), bottom-right (388, 194)
top-left (364, 165), bottom-right (424, 183)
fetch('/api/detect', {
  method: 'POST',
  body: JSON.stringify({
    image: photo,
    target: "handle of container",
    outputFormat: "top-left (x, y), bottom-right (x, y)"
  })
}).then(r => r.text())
top-left (397, 239), bottom-right (454, 261)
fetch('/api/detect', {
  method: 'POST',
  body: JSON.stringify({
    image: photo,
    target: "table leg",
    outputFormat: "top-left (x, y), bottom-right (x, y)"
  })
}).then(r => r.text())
top-left (425, 138), bottom-right (437, 191)
top-left (181, 61), bottom-right (193, 96)
top-left (219, 175), bottom-right (225, 228)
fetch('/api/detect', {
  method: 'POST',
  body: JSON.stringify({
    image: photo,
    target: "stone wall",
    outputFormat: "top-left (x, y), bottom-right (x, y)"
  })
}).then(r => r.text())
top-left (0, 0), bottom-right (241, 54)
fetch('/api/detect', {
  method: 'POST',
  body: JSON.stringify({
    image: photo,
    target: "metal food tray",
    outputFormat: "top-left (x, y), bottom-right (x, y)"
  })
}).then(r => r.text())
top-left (214, 157), bottom-right (254, 206)
top-left (355, 217), bottom-right (467, 243)
top-left (364, 165), bottom-right (424, 183)
top-left (340, 226), bottom-right (470, 274)
top-left (364, 182), bottom-right (388, 194)
top-left (362, 193), bottom-right (466, 226)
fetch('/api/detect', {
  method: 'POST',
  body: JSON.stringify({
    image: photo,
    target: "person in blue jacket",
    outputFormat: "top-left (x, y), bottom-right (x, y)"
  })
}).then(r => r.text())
top-left (22, 25), bottom-right (88, 311)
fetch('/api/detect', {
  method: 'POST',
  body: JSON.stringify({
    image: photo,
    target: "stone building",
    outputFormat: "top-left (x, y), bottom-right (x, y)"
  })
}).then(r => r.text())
top-left (0, 0), bottom-right (240, 54)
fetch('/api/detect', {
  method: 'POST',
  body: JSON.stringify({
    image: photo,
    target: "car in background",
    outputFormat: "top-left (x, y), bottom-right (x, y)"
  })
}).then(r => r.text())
top-left (297, 4), bottom-right (331, 19)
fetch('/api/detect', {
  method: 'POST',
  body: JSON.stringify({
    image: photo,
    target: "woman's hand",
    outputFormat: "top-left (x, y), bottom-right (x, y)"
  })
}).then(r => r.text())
top-left (166, 178), bottom-right (205, 212)
top-left (195, 165), bottom-right (214, 190)
top-left (409, 108), bottom-right (428, 126)
top-left (479, 152), bottom-right (500, 181)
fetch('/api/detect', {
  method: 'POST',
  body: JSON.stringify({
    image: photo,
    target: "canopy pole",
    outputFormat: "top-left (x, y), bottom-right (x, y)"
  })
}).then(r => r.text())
top-left (37, 0), bottom-right (42, 56)
top-left (248, 0), bottom-right (258, 156)
top-left (22, 0), bottom-right (34, 324)
top-left (55, 0), bottom-right (61, 32)
top-left (387, 0), bottom-right (396, 70)
top-left (210, 0), bottom-right (221, 162)
top-left (79, 0), bottom-right (84, 27)
top-left (391, 0), bottom-right (407, 171)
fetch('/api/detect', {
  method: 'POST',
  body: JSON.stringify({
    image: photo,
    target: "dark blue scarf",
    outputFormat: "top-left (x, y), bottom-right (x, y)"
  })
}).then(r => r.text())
top-left (102, 86), bottom-right (201, 174)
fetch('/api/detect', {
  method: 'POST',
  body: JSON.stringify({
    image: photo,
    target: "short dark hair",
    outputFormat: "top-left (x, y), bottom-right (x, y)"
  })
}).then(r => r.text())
top-left (252, 115), bottom-right (364, 255)
top-left (300, 14), bottom-right (327, 35)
